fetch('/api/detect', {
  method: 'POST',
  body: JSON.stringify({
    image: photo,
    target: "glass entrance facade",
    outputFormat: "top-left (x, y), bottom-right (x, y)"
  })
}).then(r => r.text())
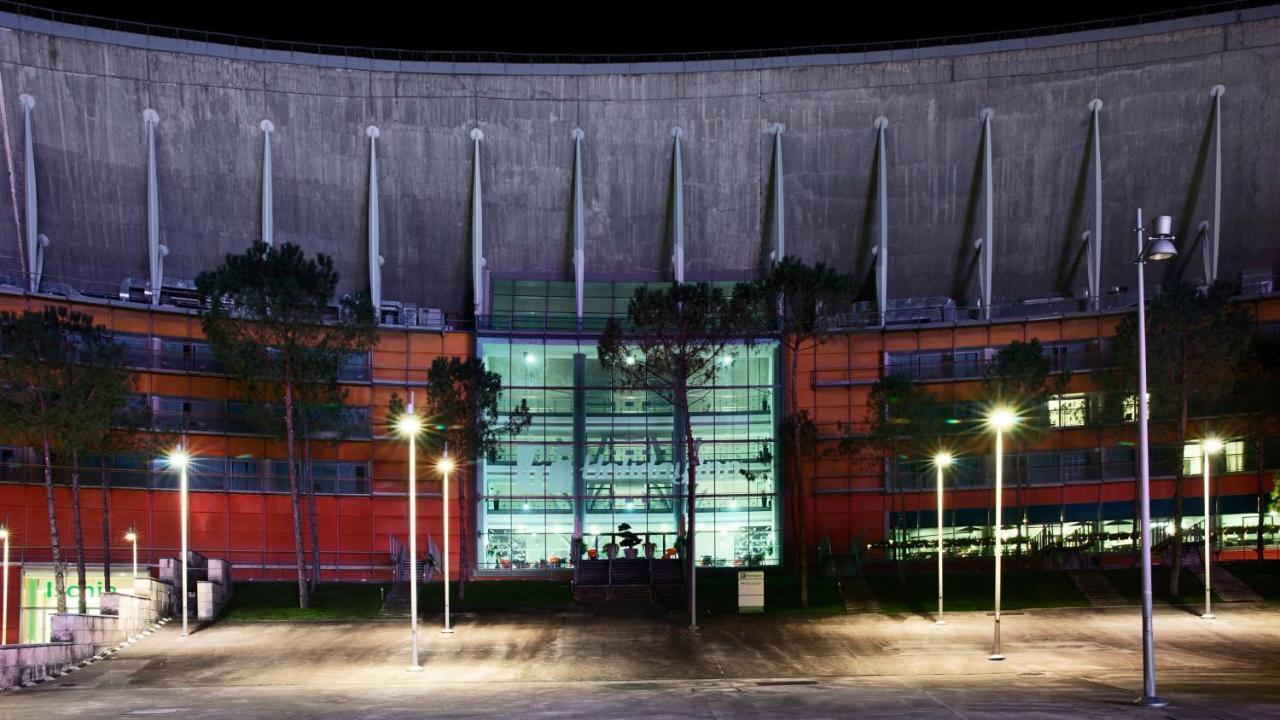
top-left (477, 337), bottom-right (780, 572)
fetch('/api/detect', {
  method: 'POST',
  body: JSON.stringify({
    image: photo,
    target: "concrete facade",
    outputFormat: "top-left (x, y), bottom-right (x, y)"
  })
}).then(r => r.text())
top-left (0, 11), bottom-right (1276, 313)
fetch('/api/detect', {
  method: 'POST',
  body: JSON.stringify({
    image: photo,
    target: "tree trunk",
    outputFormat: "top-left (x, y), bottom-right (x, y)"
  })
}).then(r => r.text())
top-left (71, 449), bottom-right (87, 615)
top-left (101, 457), bottom-right (112, 591)
top-left (456, 446), bottom-right (468, 600)
top-left (305, 438), bottom-right (320, 592)
top-left (283, 382), bottom-right (310, 609)
top-left (788, 341), bottom-right (809, 609)
top-left (677, 378), bottom-right (700, 626)
top-left (1257, 439), bottom-right (1267, 563)
top-left (43, 434), bottom-right (67, 614)
top-left (1169, 386), bottom-right (1189, 598)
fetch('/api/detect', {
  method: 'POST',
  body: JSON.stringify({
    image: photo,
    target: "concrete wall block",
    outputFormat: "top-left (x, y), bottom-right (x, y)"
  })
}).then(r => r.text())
top-left (0, 15), bottom-right (1276, 311)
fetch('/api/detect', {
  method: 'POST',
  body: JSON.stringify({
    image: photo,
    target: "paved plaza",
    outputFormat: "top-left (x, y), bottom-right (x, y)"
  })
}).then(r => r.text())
top-left (3, 603), bottom-right (1278, 718)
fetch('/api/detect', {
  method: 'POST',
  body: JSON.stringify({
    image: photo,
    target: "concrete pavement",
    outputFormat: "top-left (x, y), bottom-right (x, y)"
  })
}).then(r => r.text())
top-left (3, 604), bottom-right (1278, 718)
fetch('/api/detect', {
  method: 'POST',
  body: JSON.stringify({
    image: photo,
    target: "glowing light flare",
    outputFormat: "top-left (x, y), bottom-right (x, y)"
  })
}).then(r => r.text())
top-left (1202, 437), bottom-right (1223, 455)
top-left (933, 451), bottom-right (954, 469)
top-left (167, 448), bottom-right (189, 470)
top-left (396, 413), bottom-right (423, 437)
top-left (0, 527), bottom-right (8, 540)
top-left (124, 531), bottom-right (137, 542)
top-left (437, 456), bottom-right (456, 474)
top-left (986, 407), bottom-right (1017, 432)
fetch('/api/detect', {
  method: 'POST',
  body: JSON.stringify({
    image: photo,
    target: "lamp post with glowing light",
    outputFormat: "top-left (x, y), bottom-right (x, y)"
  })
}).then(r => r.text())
top-left (933, 452), bottom-right (952, 625)
top-left (1201, 437), bottom-right (1223, 620)
top-left (1133, 210), bottom-right (1177, 707)
top-left (986, 408), bottom-right (1016, 661)
top-left (439, 445), bottom-right (455, 634)
top-left (0, 526), bottom-right (9, 646)
top-left (395, 401), bottom-right (425, 672)
top-left (167, 447), bottom-right (190, 638)
top-left (125, 529), bottom-right (139, 580)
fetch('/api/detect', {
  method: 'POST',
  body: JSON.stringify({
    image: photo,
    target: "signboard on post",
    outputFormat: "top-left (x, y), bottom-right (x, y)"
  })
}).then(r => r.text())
top-left (738, 571), bottom-right (764, 613)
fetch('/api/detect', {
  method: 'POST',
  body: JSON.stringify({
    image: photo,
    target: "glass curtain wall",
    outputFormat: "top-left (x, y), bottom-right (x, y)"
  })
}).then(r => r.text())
top-left (477, 337), bottom-right (780, 572)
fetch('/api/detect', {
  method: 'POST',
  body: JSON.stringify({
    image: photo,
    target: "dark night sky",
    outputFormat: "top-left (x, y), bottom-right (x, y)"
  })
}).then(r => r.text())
top-left (7, 1), bottom-right (1266, 56)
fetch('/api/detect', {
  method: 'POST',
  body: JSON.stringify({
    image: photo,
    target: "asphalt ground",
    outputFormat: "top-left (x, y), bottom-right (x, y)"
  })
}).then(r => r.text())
top-left (3, 603), bottom-right (1278, 718)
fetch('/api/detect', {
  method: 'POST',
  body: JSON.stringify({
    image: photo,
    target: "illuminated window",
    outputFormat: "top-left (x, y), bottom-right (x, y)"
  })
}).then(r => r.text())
top-left (1122, 393), bottom-right (1150, 423)
top-left (1183, 443), bottom-right (1203, 476)
top-left (1225, 440), bottom-right (1245, 473)
top-left (1047, 393), bottom-right (1087, 428)
top-left (1185, 440), bottom-right (1246, 475)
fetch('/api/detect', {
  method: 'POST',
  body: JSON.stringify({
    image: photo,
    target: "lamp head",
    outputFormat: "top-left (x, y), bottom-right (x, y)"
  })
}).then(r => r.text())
top-left (0, 527), bottom-right (8, 540)
top-left (124, 531), bottom-right (137, 542)
top-left (1145, 216), bottom-right (1177, 261)
top-left (933, 451), bottom-right (953, 469)
top-left (395, 412), bottom-right (423, 437)
top-left (1203, 437), bottom-right (1223, 455)
top-left (987, 407), bottom-right (1017, 432)
top-left (167, 448), bottom-right (189, 470)
top-left (438, 456), bottom-right (456, 474)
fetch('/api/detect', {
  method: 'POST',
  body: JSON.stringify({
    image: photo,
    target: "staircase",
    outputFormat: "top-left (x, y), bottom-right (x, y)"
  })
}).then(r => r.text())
top-left (1067, 569), bottom-right (1126, 606)
top-left (381, 582), bottom-right (412, 617)
top-left (573, 558), bottom-right (684, 605)
top-left (838, 575), bottom-right (880, 614)
top-left (1186, 563), bottom-right (1265, 603)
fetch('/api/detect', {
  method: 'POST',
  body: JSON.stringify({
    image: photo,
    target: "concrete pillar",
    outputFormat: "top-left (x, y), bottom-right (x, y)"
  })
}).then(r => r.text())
top-left (144, 108), bottom-right (166, 306)
top-left (471, 128), bottom-right (486, 319)
top-left (768, 123), bottom-right (785, 266)
top-left (19, 93), bottom-right (45, 293)
top-left (259, 119), bottom-right (275, 247)
top-left (366, 126), bottom-right (383, 313)
top-left (670, 127), bottom-right (685, 284)
top-left (873, 117), bottom-right (889, 323)
top-left (570, 128), bottom-right (585, 326)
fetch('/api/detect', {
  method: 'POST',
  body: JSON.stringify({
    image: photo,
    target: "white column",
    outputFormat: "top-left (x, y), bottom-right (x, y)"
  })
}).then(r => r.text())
top-left (19, 94), bottom-right (44, 293)
top-left (769, 123), bottom-right (785, 265)
top-left (979, 108), bottom-right (994, 320)
top-left (260, 120), bottom-right (275, 247)
top-left (366, 126), bottom-right (383, 314)
top-left (1207, 85), bottom-right (1225, 285)
top-left (1087, 100), bottom-right (1103, 310)
top-left (671, 127), bottom-right (685, 284)
top-left (571, 128), bottom-right (585, 324)
top-left (471, 128), bottom-right (486, 318)
top-left (874, 117), bottom-right (889, 322)
top-left (144, 109), bottom-right (166, 306)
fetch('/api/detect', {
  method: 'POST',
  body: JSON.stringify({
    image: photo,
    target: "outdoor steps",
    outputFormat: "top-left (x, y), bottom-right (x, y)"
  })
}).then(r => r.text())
top-left (380, 582), bottom-right (411, 617)
top-left (1186, 564), bottom-right (1264, 603)
top-left (1067, 569), bottom-right (1126, 606)
top-left (838, 575), bottom-right (880, 614)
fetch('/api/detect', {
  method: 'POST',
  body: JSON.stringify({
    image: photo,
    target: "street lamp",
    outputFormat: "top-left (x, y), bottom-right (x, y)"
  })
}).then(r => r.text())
top-left (167, 446), bottom-right (190, 638)
top-left (1133, 209), bottom-right (1176, 707)
top-left (0, 526), bottom-right (9, 646)
top-left (986, 407), bottom-right (1016, 661)
top-left (933, 452), bottom-right (953, 625)
top-left (1200, 437), bottom-right (1223, 620)
top-left (395, 401), bottom-right (425, 672)
top-left (124, 529), bottom-right (139, 580)
top-left (439, 447), bottom-right (456, 635)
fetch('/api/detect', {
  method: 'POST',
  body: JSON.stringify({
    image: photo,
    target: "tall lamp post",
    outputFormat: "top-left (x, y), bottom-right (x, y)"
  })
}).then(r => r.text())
top-left (1200, 437), bottom-right (1223, 620)
top-left (125, 529), bottom-right (139, 580)
top-left (933, 452), bottom-right (953, 625)
top-left (168, 447), bottom-right (190, 638)
top-left (395, 399), bottom-right (425, 672)
top-left (986, 407), bottom-right (1016, 661)
top-left (1133, 209), bottom-right (1177, 707)
top-left (439, 445), bottom-right (455, 634)
top-left (0, 526), bottom-right (9, 646)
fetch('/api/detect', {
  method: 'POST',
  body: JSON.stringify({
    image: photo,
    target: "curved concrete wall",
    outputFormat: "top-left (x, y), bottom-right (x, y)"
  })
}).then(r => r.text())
top-left (0, 12), bottom-right (1277, 313)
